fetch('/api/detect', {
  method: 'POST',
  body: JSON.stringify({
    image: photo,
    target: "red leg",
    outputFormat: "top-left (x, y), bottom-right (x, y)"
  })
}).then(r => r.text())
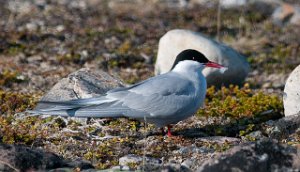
top-left (167, 125), bottom-right (172, 137)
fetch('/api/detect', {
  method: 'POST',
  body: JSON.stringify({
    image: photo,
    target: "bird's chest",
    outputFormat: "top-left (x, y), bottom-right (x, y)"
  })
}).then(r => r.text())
top-left (192, 76), bottom-right (207, 108)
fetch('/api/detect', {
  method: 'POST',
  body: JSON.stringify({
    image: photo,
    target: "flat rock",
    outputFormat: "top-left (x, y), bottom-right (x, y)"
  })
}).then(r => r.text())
top-left (0, 143), bottom-right (93, 171)
top-left (155, 29), bottom-right (250, 87)
top-left (197, 140), bottom-right (300, 172)
top-left (196, 136), bottom-right (241, 144)
top-left (283, 64), bottom-right (300, 116)
top-left (119, 154), bottom-right (162, 171)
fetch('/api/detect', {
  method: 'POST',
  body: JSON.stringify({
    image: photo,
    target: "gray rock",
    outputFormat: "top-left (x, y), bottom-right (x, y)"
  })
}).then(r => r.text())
top-left (0, 143), bottom-right (93, 171)
top-left (220, 0), bottom-right (247, 8)
top-left (37, 68), bottom-right (123, 104)
top-left (263, 113), bottom-right (300, 139)
top-left (65, 159), bottom-right (94, 170)
top-left (197, 140), bottom-right (300, 172)
top-left (7, 0), bottom-right (33, 14)
top-left (110, 165), bottom-right (130, 171)
top-left (284, 65), bottom-right (300, 116)
top-left (219, 0), bottom-right (280, 9)
top-left (272, 3), bottom-right (300, 26)
top-left (245, 130), bottom-right (265, 140)
top-left (57, 0), bottom-right (87, 10)
top-left (197, 136), bottom-right (241, 144)
top-left (181, 159), bottom-right (193, 169)
top-left (119, 154), bottom-right (162, 170)
top-left (174, 145), bottom-right (211, 155)
top-left (0, 143), bottom-right (63, 171)
top-left (162, 163), bottom-right (192, 172)
top-left (35, 68), bottom-right (124, 124)
top-left (155, 29), bottom-right (250, 87)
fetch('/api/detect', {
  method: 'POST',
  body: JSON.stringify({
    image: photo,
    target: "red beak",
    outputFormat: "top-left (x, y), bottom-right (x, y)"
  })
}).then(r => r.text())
top-left (205, 61), bottom-right (224, 68)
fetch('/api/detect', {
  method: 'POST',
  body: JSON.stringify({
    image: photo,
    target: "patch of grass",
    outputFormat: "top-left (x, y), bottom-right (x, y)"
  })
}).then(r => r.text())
top-left (0, 90), bottom-right (37, 115)
top-left (0, 90), bottom-right (42, 144)
top-left (0, 69), bottom-right (26, 87)
top-left (56, 53), bottom-right (82, 64)
top-left (6, 42), bottom-right (26, 55)
top-left (248, 44), bottom-right (299, 74)
top-left (84, 137), bottom-right (134, 169)
top-left (0, 116), bottom-right (49, 144)
top-left (197, 84), bottom-right (283, 119)
top-left (117, 40), bottom-right (132, 54)
top-left (107, 54), bottom-right (145, 69)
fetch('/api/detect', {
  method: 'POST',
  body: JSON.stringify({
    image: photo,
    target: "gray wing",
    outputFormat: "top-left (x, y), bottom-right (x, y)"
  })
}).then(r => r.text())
top-left (106, 72), bottom-right (197, 118)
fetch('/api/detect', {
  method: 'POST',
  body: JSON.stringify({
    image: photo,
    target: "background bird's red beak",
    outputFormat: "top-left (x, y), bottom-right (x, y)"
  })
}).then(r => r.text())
top-left (205, 61), bottom-right (224, 68)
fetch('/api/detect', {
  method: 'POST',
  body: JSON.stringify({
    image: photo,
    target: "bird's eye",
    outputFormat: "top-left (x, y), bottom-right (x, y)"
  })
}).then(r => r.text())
top-left (192, 57), bottom-right (195, 60)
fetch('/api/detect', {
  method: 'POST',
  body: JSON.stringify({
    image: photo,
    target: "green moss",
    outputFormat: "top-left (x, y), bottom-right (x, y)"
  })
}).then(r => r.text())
top-left (0, 116), bottom-right (50, 144)
top-left (123, 75), bottom-right (140, 85)
top-left (6, 43), bottom-right (26, 55)
top-left (0, 69), bottom-right (26, 87)
top-left (239, 124), bottom-right (255, 136)
top-left (0, 90), bottom-right (37, 114)
top-left (248, 44), bottom-right (299, 74)
top-left (197, 84), bottom-right (283, 119)
top-left (126, 162), bottom-right (138, 169)
top-left (56, 53), bottom-right (81, 64)
top-left (83, 137), bottom-right (134, 169)
top-left (117, 40), bottom-right (132, 54)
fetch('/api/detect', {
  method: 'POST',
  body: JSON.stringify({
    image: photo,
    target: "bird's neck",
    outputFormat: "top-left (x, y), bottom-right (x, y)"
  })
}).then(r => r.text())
top-left (172, 60), bottom-right (207, 98)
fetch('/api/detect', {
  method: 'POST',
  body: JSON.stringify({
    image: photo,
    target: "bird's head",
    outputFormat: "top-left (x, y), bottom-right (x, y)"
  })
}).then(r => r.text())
top-left (171, 49), bottom-right (225, 70)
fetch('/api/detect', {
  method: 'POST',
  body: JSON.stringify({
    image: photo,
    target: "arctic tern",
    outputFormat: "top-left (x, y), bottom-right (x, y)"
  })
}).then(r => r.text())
top-left (28, 49), bottom-right (226, 136)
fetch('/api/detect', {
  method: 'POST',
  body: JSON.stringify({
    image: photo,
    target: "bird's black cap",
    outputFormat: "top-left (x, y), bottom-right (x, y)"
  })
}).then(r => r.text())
top-left (170, 49), bottom-right (209, 70)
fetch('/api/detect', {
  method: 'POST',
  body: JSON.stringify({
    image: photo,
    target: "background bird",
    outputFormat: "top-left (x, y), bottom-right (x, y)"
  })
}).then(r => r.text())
top-left (28, 49), bottom-right (226, 136)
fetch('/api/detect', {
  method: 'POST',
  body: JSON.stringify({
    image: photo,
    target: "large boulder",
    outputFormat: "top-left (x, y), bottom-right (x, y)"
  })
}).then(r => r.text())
top-left (283, 65), bottom-right (300, 116)
top-left (197, 140), bottom-right (300, 172)
top-left (155, 29), bottom-right (250, 87)
top-left (0, 143), bottom-right (93, 171)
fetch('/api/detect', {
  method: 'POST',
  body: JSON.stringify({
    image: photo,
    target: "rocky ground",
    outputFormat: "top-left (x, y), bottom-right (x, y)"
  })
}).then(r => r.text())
top-left (1, 0), bottom-right (300, 171)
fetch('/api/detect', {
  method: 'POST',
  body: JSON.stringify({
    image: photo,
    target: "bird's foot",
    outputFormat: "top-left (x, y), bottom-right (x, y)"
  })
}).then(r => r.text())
top-left (167, 125), bottom-right (173, 137)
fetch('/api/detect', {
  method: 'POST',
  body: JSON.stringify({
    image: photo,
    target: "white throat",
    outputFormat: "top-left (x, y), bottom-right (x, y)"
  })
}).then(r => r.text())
top-left (172, 60), bottom-right (205, 75)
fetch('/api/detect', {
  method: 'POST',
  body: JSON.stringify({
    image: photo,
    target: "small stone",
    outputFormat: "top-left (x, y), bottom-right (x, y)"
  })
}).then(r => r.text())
top-left (55, 25), bottom-right (65, 32)
top-left (8, 0), bottom-right (32, 14)
top-left (246, 131), bottom-right (264, 140)
top-left (181, 159), bottom-right (193, 168)
top-left (119, 154), bottom-right (161, 168)
top-left (111, 166), bottom-right (121, 170)
top-left (220, 0), bottom-right (247, 8)
top-left (197, 136), bottom-right (241, 144)
top-left (121, 165), bottom-right (130, 171)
